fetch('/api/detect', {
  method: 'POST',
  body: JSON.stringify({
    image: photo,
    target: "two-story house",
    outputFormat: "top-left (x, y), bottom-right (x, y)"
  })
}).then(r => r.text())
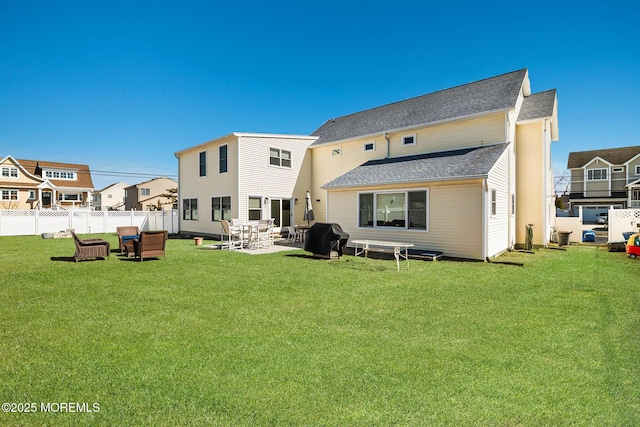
top-left (92, 181), bottom-right (129, 210)
top-left (0, 155), bottom-right (94, 209)
top-left (567, 145), bottom-right (640, 214)
top-left (124, 177), bottom-right (178, 211)
top-left (175, 69), bottom-right (559, 260)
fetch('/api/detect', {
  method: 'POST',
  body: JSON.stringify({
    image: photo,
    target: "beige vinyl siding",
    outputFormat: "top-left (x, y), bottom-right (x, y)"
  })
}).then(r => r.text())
top-left (178, 135), bottom-right (238, 236)
top-left (238, 135), bottom-right (314, 226)
top-left (327, 180), bottom-right (484, 260)
top-left (583, 159), bottom-right (610, 197)
top-left (515, 122), bottom-right (545, 246)
top-left (388, 113), bottom-right (505, 157)
top-left (570, 169), bottom-right (584, 193)
top-left (486, 146), bottom-right (511, 257)
top-left (311, 112), bottom-right (507, 224)
top-left (611, 167), bottom-right (627, 192)
top-left (629, 156), bottom-right (640, 181)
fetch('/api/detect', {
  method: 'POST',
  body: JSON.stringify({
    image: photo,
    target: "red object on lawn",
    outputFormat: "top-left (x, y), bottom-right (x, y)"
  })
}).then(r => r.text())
top-left (626, 233), bottom-right (640, 259)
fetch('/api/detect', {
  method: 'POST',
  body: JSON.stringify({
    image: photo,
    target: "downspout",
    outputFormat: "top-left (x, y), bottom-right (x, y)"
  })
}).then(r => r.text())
top-left (505, 112), bottom-right (513, 250)
top-left (174, 152), bottom-right (181, 234)
top-left (543, 119), bottom-right (549, 247)
top-left (482, 178), bottom-right (489, 260)
top-left (384, 132), bottom-right (390, 159)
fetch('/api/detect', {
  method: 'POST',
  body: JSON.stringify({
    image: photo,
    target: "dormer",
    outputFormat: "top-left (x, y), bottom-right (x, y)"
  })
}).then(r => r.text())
top-left (43, 167), bottom-right (77, 181)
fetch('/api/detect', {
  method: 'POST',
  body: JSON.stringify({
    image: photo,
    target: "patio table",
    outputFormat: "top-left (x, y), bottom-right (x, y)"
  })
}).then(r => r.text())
top-left (351, 239), bottom-right (414, 271)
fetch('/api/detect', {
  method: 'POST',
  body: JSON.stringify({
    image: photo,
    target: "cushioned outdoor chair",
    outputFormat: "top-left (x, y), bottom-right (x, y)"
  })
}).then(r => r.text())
top-left (71, 231), bottom-right (110, 262)
top-left (132, 230), bottom-right (168, 261)
top-left (116, 226), bottom-right (140, 252)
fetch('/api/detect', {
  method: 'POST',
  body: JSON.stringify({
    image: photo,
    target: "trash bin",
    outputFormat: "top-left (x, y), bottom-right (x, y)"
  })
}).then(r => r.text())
top-left (582, 230), bottom-right (596, 242)
top-left (557, 231), bottom-right (571, 246)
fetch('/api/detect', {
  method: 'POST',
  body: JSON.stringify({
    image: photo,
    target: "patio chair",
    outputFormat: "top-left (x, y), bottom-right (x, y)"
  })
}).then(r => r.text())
top-left (71, 231), bottom-right (110, 262)
top-left (132, 230), bottom-right (168, 261)
top-left (116, 226), bottom-right (140, 252)
top-left (286, 226), bottom-right (301, 243)
top-left (220, 220), bottom-right (243, 250)
top-left (256, 218), bottom-right (274, 248)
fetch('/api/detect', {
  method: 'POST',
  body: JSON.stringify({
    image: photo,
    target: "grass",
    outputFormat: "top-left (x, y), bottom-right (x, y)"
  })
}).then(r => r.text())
top-left (1, 234), bottom-right (639, 426)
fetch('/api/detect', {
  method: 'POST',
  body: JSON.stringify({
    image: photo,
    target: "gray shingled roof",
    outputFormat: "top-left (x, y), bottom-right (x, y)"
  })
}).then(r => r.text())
top-left (322, 143), bottom-right (509, 189)
top-left (517, 89), bottom-right (556, 121)
top-left (311, 69), bottom-right (528, 146)
top-left (567, 145), bottom-right (640, 169)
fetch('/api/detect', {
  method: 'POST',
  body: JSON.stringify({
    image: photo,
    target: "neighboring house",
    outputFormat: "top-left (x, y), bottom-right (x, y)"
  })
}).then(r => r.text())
top-left (124, 177), bottom-right (178, 211)
top-left (175, 69), bottom-right (559, 260)
top-left (92, 181), bottom-right (129, 211)
top-left (0, 155), bottom-right (94, 209)
top-left (567, 145), bottom-right (640, 214)
top-left (174, 133), bottom-right (317, 236)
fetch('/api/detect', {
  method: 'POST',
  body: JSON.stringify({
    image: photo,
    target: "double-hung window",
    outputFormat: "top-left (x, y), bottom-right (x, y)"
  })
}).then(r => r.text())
top-left (490, 189), bottom-right (497, 216)
top-left (1, 189), bottom-right (18, 201)
top-left (183, 198), bottom-right (198, 221)
top-left (587, 168), bottom-right (607, 180)
top-left (1, 167), bottom-right (18, 178)
top-left (248, 196), bottom-right (262, 221)
top-left (211, 196), bottom-right (231, 221)
top-left (269, 148), bottom-right (291, 168)
top-left (358, 190), bottom-right (428, 230)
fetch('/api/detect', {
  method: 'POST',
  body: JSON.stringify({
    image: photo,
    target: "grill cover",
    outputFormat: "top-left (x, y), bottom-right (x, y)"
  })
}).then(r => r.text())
top-left (304, 223), bottom-right (349, 257)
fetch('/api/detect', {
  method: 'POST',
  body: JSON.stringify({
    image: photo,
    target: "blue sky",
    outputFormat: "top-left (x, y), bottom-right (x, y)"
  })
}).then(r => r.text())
top-left (1, 1), bottom-right (639, 191)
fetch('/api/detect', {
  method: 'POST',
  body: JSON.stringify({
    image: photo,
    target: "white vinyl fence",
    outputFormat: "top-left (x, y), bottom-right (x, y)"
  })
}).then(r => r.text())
top-left (0, 209), bottom-right (179, 237)
top-left (608, 208), bottom-right (640, 242)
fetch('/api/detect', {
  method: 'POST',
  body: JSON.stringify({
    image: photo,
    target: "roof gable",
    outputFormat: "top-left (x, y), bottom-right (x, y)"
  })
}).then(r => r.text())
top-left (311, 69), bottom-right (528, 146)
top-left (567, 145), bottom-right (640, 169)
top-left (322, 143), bottom-right (509, 189)
top-left (16, 158), bottom-right (94, 189)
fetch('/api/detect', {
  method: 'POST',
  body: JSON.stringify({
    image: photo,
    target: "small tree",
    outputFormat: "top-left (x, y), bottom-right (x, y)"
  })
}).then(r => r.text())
top-left (157, 188), bottom-right (178, 210)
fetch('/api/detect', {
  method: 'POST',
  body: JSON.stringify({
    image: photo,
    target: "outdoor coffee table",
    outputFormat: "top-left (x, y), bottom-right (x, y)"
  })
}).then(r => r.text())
top-left (351, 239), bottom-right (414, 271)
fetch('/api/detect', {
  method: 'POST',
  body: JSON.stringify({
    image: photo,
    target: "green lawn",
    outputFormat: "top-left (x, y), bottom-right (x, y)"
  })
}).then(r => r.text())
top-left (1, 234), bottom-right (639, 426)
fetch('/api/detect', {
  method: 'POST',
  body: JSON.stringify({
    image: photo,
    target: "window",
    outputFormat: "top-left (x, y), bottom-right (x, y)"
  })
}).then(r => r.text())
top-left (331, 147), bottom-right (342, 157)
top-left (269, 148), bottom-right (292, 167)
top-left (490, 189), bottom-right (497, 216)
top-left (358, 190), bottom-right (428, 230)
top-left (211, 196), bottom-right (231, 221)
top-left (636, 165), bottom-right (640, 175)
top-left (612, 167), bottom-right (624, 173)
top-left (363, 142), bottom-right (375, 152)
top-left (140, 188), bottom-right (150, 196)
top-left (183, 198), bottom-right (198, 221)
top-left (402, 135), bottom-right (416, 146)
top-left (1, 167), bottom-right (18, 178)
top-left (219, 145), bottom-right (228, 173)
top-left (587, 168), bottom-right (607, 180)
top-left (44, 169), bottom-right (75, 180)
top-left (248, 196), bottom-right (262, 221)
top-left (29, 190), bottom-right (36, 200)
top-left (58, 193), bottom-right (82, 201)
top-left (199, 151), bottom-right (207, 177)
top-left (1, 189), bottom-right (18, 200)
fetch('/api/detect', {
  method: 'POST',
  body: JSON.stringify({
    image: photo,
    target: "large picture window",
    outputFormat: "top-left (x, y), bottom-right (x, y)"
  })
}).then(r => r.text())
top-left (211, 196), bottom-right (231, 221)
top-left (183, 198), bottom-right (198, 221)
top-left (358, 190), bottom-right (427, 230)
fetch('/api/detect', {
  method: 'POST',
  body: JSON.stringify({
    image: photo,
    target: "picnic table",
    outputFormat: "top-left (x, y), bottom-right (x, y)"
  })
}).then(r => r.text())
top-left (351, 239), bottom-right (414, 271)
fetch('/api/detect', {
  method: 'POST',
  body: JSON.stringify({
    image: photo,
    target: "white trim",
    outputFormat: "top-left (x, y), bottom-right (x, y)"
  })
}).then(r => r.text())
top-left (363, 141), bottom-right (375, 152)
top-left (356, 188), bottom-right (429, 232)
top-left (402, 134), bottom-right (416, 146)
top-left (612, 167), bottom-right (624, 173)
top-left (308, 108), bottom-right (511, 148)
